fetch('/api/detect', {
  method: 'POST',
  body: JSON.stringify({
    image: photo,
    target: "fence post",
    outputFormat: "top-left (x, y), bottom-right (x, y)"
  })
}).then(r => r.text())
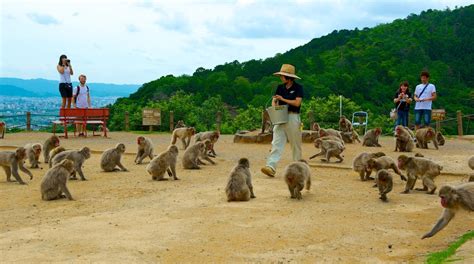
top-left (124, 112), bottom-right (129, 132)
top-left (457, 110), bottom-right (463, 138)
top-left (26, 112), bottom-right (31, 131)
top-left (307, 111), bottom-right (314, 130)
top-left (216, 111), bottom-right (222, 133)
top-left (169, 111), bottom-right (174, 132)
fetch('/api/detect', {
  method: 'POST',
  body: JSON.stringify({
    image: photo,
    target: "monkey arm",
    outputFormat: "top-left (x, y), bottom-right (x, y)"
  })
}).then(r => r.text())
top-left (309, 150), bottom-right (325, 160)
top-left (18, 161), bottom-right (33, 180)
top-left (422, 209), bottom-right (455, 239)
top-left (59, 182), bottom-right (74, 200)
top-left (11, 162), bottom-right (27, 184)
top-left (75, 165), bottom-right (87, 181)
top-left (246, 173), bottom-right (256, 198)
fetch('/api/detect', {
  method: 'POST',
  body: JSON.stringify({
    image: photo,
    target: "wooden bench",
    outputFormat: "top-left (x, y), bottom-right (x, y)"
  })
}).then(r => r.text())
top-left (52, 108), bottom-right (109, 138)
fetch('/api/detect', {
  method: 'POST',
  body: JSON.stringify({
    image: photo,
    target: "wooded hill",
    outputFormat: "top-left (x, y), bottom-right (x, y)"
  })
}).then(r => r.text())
top-left (109, 5), bottom-right (474, 133)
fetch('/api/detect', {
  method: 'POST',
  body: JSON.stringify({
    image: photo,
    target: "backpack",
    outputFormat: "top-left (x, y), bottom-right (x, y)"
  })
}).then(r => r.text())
top-left (74, 85), bottom-right (89, 103)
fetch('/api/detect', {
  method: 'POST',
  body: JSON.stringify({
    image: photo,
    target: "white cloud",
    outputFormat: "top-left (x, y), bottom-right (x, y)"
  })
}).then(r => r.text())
top-left (1, 0), bottom-right (472, 84)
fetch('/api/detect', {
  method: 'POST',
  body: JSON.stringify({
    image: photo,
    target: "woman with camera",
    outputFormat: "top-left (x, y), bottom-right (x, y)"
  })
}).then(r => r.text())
top-left (57, 54), bottom-right (74, 108)
top-left (393, 81), bottom-right (412, 127)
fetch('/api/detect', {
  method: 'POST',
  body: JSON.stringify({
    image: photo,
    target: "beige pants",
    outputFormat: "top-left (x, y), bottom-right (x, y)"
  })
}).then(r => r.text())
top-left (266, 113), bottom-right (302, 170)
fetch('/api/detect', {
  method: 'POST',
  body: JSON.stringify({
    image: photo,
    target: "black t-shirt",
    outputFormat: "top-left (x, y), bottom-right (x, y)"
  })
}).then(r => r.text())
top-left (275, 82), bottom-right (304, 113)
top-left (394, 91), bottom-right (412, 112)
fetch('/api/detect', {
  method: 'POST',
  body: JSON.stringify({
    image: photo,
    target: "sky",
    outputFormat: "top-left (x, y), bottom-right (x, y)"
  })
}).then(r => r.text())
top-left (0, 0), bottom-right (472, 84)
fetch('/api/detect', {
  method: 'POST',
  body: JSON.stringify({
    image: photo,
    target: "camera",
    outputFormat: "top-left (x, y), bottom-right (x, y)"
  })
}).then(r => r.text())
top-left (66, 59), bottom-right (71, 63)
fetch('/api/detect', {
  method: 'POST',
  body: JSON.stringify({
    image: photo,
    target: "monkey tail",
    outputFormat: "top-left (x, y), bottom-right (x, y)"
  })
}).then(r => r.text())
top-left (306, 176), bottom-right (311, 191)
top-left (171, 134), bottom-right (177, 145)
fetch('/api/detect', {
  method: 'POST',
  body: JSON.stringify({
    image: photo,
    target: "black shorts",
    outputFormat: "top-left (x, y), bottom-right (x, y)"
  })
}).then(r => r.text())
top-left (59, 83), bottom-right (73, 98)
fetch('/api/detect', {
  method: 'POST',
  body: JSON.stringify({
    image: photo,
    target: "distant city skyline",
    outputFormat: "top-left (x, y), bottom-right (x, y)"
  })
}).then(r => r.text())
top-left (1, 0), bottom-right (472, 84)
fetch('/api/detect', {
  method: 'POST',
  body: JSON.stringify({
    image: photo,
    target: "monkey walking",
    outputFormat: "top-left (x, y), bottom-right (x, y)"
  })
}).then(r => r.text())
top-left (225, 158), bottom-right (255, 202)
top-left (397, 155), bottom-right (442, 194)
top-left (0, 147), bottom-right (33, 184)
top-left (51, 147), bottom-right (91, 181)
top-left (171, 127), bottom-right (196, 150)
top-left (352, 152), bottom-right (386, 181)
top-left (376, 169), bottom-right (393, 202)
top-left (422, 183), bottom-right (474, 239)
top-left (284, 160), bottom-right (311, 200)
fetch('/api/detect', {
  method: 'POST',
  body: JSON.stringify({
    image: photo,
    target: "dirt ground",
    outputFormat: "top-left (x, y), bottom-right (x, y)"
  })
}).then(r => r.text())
top-left (0, 132), bottom-right (473, 263)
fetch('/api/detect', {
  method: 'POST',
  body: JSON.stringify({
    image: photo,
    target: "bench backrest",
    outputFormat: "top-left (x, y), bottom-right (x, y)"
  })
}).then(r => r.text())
top-left (59, 108), bottom-right (109, 120)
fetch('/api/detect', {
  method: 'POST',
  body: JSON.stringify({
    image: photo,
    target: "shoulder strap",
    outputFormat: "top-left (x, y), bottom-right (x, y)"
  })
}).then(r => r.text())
top-left (75, 86), bottom-right (80, 97)
top-left (418, 83), bottom-right (430, 98)
top-left (86, 85), bottom-right (89, 92)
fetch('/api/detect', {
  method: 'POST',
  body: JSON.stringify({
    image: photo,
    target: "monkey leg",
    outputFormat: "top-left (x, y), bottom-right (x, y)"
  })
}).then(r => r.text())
top-left (170, 164), bottom-right (179, 180)
top-left (197, 158), bottom-right (207, 165)
top-left (335, 154), bottom-right (344, 163)
top-left (379, 193), bottom-right (388, 202)
top-left (422, 176), bottom-right (437, 194)
top-left (11, 163), bottom-right (26, 184)
top-left (180, 138), bottom-right (187, 150)
top-left (134, 150), bottom-right (143, 163)
top-left (294, 184), bottom-right (304, 200)
top-left (18, 162), bottom-right (33, 180)
top-left (433, 139), bottom-right (439, 150)
top-left (365, 169), bottom-right (374, 181)
top-left (117, 161), bottom-right (128, 172)
top-left (359, 170), bottom-right (366, 181)
top-left (390, 164), bottom-right (407, 181)
top-left (288, 185), bottom-right (296, 199)
top-left (76, 166), bottom-right (87, 181)
top-left (3, 166), bottom-right (13, 182)
top-left (59, 183), bottom-right (73, 200)
top-left (402, 174), bottom-right (416, 194)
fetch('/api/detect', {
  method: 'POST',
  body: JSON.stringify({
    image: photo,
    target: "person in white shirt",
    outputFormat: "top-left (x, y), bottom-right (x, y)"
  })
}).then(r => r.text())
top-left (57, 54), bottom-right (74, 108)
top-left (73, 74), bottom-right (91, 136)
top-left (414, 71), bottom-right (437, 129)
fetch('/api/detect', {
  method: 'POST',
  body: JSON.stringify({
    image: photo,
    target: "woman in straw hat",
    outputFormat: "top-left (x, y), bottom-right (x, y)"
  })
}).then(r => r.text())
top-left (261, 64), bottom-right (304, 177)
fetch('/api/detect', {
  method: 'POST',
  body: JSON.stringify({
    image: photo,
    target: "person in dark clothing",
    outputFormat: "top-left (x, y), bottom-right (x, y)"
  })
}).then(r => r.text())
top-left (393, 81), bottom-right (412, 127)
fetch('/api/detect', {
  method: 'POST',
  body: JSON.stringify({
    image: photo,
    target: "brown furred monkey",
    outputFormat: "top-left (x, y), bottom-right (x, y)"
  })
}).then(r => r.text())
top-left (41, 159), bottom-right (75, 201)
top-left (310, 139), bottom-right (345, 163)
top-left (339, 115), bottom-right (353, 132)
top-left (195, 131), bottom-right (219, 157)
top-left (147, 145), bottom-right (179, 181)
top-left (422, 183), bottom-right (474, 239)
top-left (51, 147), bottom-right (91, 181)
top-left (367, 156), bottom-right (407, 181)
top-left (398, 155), bottom-right (443, 194)
top-left (43, 135), bottom-right (60, 163)
top-left (100, 143), bottom-right (128, 172)
top-left (284, 160), bottom-right (311, 200)
top-left (24, 143), bottom-right (42, 168)
top-left (171, 127), bottom-right (196, 150)
top-left (376, 169), bottom-right (393, 202)
top-left (436, 131), bottom-right (445, 146)
top-left (182, 141), bottom-right (206, 169)
top-left (0, 147), bottom-right (33, 184)
top-left (415, 127), bottom-right (439, 150)
top-left (362, 128), bottom-right (382, 147)
top-left (394, 125), bottom-right (415, 152)
top-left (225, 158), bottom-right (256, 202)
top-left (135, 136), bottom-right (154, 164)
top-left (352, 152), bottom-right (386, 181)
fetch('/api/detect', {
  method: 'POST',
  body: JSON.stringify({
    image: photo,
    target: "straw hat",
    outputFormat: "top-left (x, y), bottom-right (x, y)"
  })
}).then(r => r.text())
top-left (273, 64), bottom-right (301, 79)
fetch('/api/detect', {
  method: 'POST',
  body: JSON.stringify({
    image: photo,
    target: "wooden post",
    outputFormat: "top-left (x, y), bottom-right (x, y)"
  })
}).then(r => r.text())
top-left (457, 110), bottom-right (463, 138)
top-left (124, 112), bottom-right (129, 132)
top-left (307, 111), bottom-right (314, 130)
top-left (216, 111), bottom-right (222, 133)
top-left (435, 120), bottom-right (441, 133)
top-left (149, 125), bottom-right (153, 132)
top-left (26, 112), bottom-right (31, 131)
top-left (169, 111), bottom-right (174, 132)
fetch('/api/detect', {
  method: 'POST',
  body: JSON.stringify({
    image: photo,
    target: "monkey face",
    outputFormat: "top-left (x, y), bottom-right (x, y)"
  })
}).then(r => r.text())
top-left (81, 147), bottom-right (91, 159)
top-left (16, 148), bottom-right (27, 159)
top-left (438, 186), bottom-right (454, 208)
top-left (375, 128), bottom-right (381, 136)
top-left (314, 139), bottom-right (322, 148)
top-left (53, 137), bottom-right (60, 147)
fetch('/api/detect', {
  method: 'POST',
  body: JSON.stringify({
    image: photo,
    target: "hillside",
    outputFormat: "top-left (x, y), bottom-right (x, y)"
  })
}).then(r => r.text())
top-left (0, 78), bottom-right (140, 97)
top-left (109, 5), bottom-right (474, 133)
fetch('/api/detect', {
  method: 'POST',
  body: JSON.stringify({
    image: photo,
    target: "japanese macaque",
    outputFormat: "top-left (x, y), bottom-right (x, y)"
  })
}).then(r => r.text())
top-left (376, 169), bottom-right (393, 202)
top-left (436, 131), bottom-right (445, 146)
top-left (367, 156), bottom-right (407, 181)
top-left (422, 183), bottom-right (474, 239)
top-left (0, 147), bottom-right (33, 184)
top-left (195, 131), bottom-right (219, 157)
top-left (147, 145), bottom-right (179, 181)
top-left (51, 147), bottom-right (91, 181)
top-left (309, 139), bottom-right (344, 163)
top-left (339, 115), bottom-right (353, 132)
top-left (135, 136), bottom-right (154, 164)
top-left (41, 159), bottom-right (75, 201)
top-left (182, 142), bottom-right (206, 169)
top-left (415, 127), bottom-right (439, 150)
top-left (398, 155), bottom-right (443, 194)
top-left (352, 152), bottom-right (386, 181)
top-left (42, 135), bottom-right (60, 163)
top-left (100, 143), bottom-right (127, 172)
top-left (171, 127), bottom-right (196, 150)
top-left (362, 128), bottom-right (382, 147)
top-left (284, 160), bottom-right (311, 200)
top-left (394, 125), bottom-right (415, 152)
top-left (24, 143), bottom-right (42, 168)
top-left (225, 158), bottom-right (255, 202)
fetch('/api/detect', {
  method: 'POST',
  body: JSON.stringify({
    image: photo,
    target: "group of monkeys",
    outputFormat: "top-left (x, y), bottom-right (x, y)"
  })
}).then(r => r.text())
top-left (0, 117), bottom-right (473, 239)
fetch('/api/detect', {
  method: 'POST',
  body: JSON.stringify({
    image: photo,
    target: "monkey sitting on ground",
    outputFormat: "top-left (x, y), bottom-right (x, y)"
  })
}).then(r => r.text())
top-left (0, 147), bottom-right (33, 184)
top-left (469, 155), bottom-right (474, 182)
top-left (100, 143), bottom-right (128, 172)
top-left (339, 115), bottom-right (353, 132)
top-left (398, 155), bottom-right (443, 194)
top-left (284, 160), bottom-right (311, 200)
top-left (352, 152), bottom-right (386, 181)
top-left (376, 169), bottom-right (393, 202)
top-left (147, 145), bottom-right (179, 181)
top-left (42, 135), bottom-right (60, 163)
top-left (135, 136), bottom-right (154, 164)
top-left (362, 128), bottom-right (382, 147)
top-left (182, 141), bottom-right (206, 169)
top-left (422, 183), bottom-right (474, 239)
top-left (171, 127), bottom-right (196, 150)
top-left (48, 146), bottom-right (66, 166)
top-left (415, 127), bottom-right (439, 150)
top-left (198, 139), bottom-right (216, 165)
top-left (309, 138), bottom-right (344, 163)
top-left (341, 130), bottom-right (361, 144)
top-left (175, 120), bottom-right (186, 129)
top-left (195, 131), bottom-right (219, 157)
top-left (436, 131), bottom-right (445, 146)
top-left (225, 158), bottom-right (256, 202)
top-left (24, 143), bottom-right (42, 169)
top-left (52, 147), bottom-right (91, 181)
top-left (367, 156), bottom-right (407, 181)
top-left (394, 125), bottom-right (415, 152)
top-left (41, 159), bottom-right (75, 201)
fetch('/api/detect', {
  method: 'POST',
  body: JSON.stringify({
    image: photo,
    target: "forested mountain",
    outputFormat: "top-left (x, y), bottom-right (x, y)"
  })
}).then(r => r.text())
top-left (109, 5), bottom-right (474, 133)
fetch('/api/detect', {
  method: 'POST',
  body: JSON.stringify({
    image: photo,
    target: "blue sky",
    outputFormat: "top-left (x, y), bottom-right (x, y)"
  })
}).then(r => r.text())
top-left (1, 0), bottom-right (472, 84)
